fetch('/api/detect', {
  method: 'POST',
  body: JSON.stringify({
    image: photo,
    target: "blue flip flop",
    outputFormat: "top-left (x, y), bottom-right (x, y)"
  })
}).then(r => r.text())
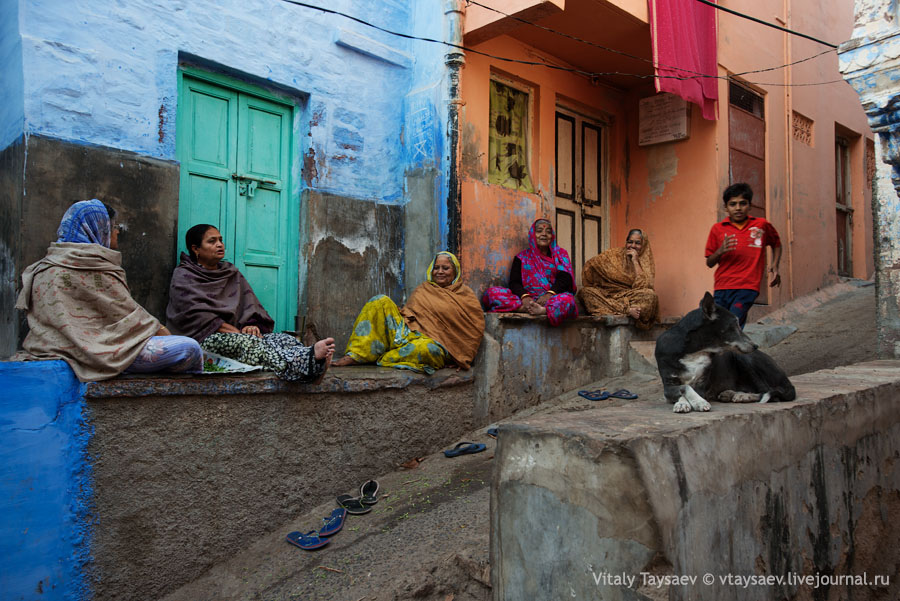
top-left (318, 507), bottom-right (347, 537)
top-left (486, 427), bottom-right (499, 438)
top-left (286, 530), bottom-right (329, 550)
top-left (609, 389), bottom-right (639, 399)
top-left (578, 389), bottom-right (611, 401)
top-left (443, 442), bottom-right (486, 458)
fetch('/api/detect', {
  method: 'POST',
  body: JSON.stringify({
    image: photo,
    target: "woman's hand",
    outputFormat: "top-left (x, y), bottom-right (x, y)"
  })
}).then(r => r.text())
top-left (156, 326), bottom-right (172, 336)
top-left (535, 292), bottom-right (553, 306)
top-left (218, 323), bottom-right (242, 334)
top-left (241, 325), bottom-right (262, 338)
top-left (625, 248), bottom-right (639, 262)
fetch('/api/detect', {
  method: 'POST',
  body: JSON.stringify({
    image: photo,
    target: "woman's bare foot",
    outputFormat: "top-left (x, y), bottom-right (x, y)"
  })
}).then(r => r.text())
top-left (523, 298), bottom-right (547, 316)
top-left (311, 338), bottom-right (335, 385)
top-left (332, 354), bottom-right (359, 367)
top-left (625, 307), bottom-right (641, 320)
top-left (314, 337), bottom-right (336, 360)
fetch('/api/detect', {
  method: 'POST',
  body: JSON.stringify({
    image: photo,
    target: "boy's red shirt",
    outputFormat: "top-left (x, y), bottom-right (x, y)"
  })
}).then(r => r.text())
top-left (705, 216), bottom-right (781, 292)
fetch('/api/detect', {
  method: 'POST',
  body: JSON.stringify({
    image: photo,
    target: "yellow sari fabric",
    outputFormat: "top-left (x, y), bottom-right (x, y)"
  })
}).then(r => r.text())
top-left (344, 295), bottom-right (448, 374)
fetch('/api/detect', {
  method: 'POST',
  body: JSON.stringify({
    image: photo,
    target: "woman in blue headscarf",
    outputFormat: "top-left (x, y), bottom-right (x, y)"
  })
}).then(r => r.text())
top-left (15, 199), bottom-right (203, 381)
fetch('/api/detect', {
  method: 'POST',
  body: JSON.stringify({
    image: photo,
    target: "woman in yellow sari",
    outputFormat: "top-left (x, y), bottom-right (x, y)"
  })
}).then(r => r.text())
top-left (577, 228), bottom-right (659, 330)
top-left (332, 252), bottom-right (485, 374)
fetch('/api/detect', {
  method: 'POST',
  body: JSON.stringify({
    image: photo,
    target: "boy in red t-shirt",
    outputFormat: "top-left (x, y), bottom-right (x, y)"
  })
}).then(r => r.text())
top-left (704, 183), bottom-right (782, 328)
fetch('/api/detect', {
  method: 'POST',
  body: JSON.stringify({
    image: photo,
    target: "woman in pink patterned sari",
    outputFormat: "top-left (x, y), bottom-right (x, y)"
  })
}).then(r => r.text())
top-left (481, 218), bottom-right (578, 326)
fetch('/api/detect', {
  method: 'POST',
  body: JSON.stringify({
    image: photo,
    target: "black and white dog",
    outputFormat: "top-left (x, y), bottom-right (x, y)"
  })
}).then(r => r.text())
top-left (654, 292), bottom-right (796, 413)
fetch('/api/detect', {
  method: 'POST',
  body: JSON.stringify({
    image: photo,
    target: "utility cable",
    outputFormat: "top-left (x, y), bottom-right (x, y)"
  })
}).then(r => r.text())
top-left (692, 0), bottom-right (838, 48)
top-left (467, 0), bottom-right (835, 79)
top-left (277, 0), bottom-right (845, 87)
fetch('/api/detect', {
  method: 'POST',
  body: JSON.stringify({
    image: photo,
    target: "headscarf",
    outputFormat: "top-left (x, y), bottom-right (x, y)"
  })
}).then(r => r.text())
top-left (56, 199), bottom-right (112, 247)
top-left (166, 252), bottom-right (275, 341)
top-left (426, 251), bottom-right (462, 285)
top-left (515, 218), bottom-right (576, 296)
top-left (582, 230), bottom-right (655, 292)
top-left (401, 251), bottom-right (485, 369)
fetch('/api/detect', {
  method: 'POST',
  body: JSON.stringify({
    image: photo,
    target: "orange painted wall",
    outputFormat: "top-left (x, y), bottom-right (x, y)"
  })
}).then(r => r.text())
top-left (459, 0), bottom-right (873, 318)
top-left (458, 34), bottom-right (630, 295)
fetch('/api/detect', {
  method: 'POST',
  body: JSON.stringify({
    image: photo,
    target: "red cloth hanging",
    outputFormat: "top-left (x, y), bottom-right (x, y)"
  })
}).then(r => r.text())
top-left (648, 0), bottom-right (719, 120)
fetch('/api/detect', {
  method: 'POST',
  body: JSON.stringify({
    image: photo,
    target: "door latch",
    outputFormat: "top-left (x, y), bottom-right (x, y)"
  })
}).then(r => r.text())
top-left (238, 179), bottom-right (258, 198)
top-left (232, 173), bottom-right (277, 199)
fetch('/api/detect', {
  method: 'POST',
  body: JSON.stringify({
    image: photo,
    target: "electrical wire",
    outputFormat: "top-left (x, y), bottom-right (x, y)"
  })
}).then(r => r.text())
top-left (466, 0), bottom-right (835, 79)
top-left (693, 0), bottom-right (838, 48)
top-left (276, 0), bottom-right (845, 87)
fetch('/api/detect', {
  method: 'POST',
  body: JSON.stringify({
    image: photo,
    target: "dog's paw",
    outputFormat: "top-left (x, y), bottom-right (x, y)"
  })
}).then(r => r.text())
top-left (688, 397), bottom-right (711, 411)
top-left (717, 390), bottom-right (736, 402)
top-left (673, 399), bottom-right (692, 413)
top-left (731, 392), bottom-right (761, 403)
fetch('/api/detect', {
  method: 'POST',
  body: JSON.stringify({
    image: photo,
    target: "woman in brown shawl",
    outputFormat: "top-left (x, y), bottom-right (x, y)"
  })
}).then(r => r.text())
top-left (16, 199), bottom-right (203, 381)
top-left (332, 251), bottom-right (485, 374)
top-left (166, 224), bottom-right (335, 381)
top-left (577, 228), bottom-right (659, 330)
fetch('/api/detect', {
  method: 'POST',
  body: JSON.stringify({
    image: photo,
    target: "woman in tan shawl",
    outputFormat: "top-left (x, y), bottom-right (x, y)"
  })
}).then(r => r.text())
top-left (332, 251), bottom-right (485, 374)
top-left (15, 199), bottom-right (203, 381)
top-left (577, 229), bottom-right (659, 330)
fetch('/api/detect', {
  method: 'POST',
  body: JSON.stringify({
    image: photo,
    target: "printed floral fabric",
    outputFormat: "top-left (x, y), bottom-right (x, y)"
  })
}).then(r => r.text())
top-left (481, 219), bottom-right (578, 327)
top-left (344, 295), bottom-right (448, 375)
top-left (200, 332), bottom-right (325, 382)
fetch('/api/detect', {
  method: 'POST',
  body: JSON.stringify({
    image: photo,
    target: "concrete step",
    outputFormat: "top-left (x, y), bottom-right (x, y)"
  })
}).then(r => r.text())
top-left (628, 341), bottom-right (658, 375)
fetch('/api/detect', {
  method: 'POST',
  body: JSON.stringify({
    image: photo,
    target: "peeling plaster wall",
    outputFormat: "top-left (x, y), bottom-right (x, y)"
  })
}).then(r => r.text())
top-left (492, 362), bottom-right (900, 601)
top-left (839, 0), bottom-right (900, 357)
top-left (0, 360), bottom-right (91, 601)
top-left (460, 0), bottom-right (873, 320)
top-left (3, 0), bottom-right (451, 353)
top-left (616, 85), bottom-right (721, 318)
top-left (458, 34), bottom-right (628, 298)
top-left (0, 0), bottom-right (24, 150)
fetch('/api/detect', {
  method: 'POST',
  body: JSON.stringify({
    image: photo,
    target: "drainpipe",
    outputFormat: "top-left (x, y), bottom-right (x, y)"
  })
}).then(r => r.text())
top-left (779, 0), bottom-right (795, 301)
top-left (445, 0), bottom-right (466, 255)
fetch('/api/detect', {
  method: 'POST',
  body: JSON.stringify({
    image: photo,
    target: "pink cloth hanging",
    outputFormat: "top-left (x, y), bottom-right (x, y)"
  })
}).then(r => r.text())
top-left (648, 0), bottom-right (719, 120)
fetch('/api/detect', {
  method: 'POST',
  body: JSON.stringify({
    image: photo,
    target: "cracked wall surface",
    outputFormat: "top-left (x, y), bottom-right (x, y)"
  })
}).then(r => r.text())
top-left (492, 361), bottom-right (900, 601)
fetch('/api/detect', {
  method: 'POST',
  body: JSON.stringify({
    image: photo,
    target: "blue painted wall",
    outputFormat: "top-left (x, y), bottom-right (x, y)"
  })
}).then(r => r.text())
top-left (0, 0), bottom-right (25, 150)
top-left (0, 360), bottom-right (92, 601)
top-left (15, 0), bottom-right (446, 204)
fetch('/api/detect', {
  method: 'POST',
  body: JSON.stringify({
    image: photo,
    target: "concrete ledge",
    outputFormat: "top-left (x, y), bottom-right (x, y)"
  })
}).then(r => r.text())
top-left (85, 365), bottom-right (473, 398)
top-left (491, 360), bottom-right (900, 600)
top-left (474, 313), bottom-right (678, 421)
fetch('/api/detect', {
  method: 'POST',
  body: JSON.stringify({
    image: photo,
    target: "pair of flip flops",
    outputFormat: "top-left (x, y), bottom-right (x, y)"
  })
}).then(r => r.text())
top-left (285, 506), bottom-right (348, 551)
top-left (336, 479), bottom-right (381, 514)
top-left (443, 442), bottom-right (486, 458)
top-left (577, 388), bottom-right (639, 401)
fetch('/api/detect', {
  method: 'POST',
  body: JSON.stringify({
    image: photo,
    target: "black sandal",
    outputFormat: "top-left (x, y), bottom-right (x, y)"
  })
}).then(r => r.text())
top-left (360, 480), bottom-right (380, 505)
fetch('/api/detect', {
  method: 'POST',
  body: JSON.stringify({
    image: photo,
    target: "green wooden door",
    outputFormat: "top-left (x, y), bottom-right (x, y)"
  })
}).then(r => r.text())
top-left (177, 70), bottom-right (297, 332)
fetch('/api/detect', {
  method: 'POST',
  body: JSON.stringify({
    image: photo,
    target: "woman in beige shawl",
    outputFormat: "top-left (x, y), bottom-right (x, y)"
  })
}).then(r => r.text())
top-left (332, 251), bottom-right (485, 373)
top-left (577, 229), bottom-right (659, 330)
top-left (15, 199), bottom-right (203, 381)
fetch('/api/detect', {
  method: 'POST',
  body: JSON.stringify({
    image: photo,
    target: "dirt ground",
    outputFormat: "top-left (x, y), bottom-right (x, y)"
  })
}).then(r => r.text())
top-left (163, 281), bottom-right (879, 601)
top-left (762, 282), bottom-right (877, 376)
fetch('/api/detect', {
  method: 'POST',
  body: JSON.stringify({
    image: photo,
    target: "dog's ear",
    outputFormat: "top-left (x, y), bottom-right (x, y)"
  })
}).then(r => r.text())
top-left (700, 292), bottom-right (716, 320)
